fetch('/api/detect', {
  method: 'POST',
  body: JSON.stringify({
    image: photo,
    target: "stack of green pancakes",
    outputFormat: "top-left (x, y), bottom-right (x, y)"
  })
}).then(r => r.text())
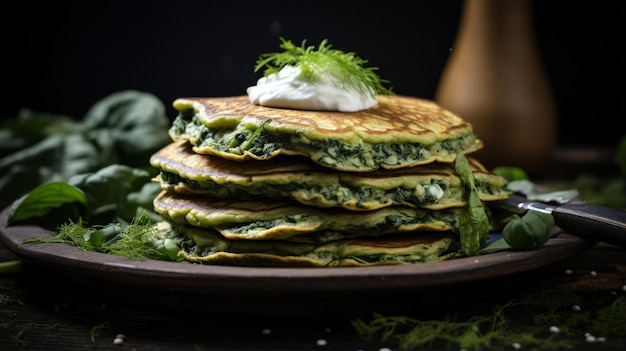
top-left (150, 95), bottom-right (509, 267)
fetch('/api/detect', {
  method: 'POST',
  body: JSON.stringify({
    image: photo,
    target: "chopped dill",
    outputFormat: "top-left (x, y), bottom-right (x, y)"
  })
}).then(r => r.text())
top-left (22, 213), bottom-right (182, 262)
top-left (352, 288), bottom-right (626, 351)
top-left (253, 37), bottom-right (393, 98)
top-left (592, 296), bottom-right (626, 336)
top-left (352, 301), bottom-right (573, 351)
top-left (89, 321), bottom-right (111, 342)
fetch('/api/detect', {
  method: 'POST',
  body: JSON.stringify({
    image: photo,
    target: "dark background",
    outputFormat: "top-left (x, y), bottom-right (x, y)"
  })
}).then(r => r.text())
top-left (1, 0), bottom-right (624, 148)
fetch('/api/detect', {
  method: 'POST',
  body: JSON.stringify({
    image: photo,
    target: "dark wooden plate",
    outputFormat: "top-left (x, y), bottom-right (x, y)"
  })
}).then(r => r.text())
top-left (0, 206), bottom-right (594, 316)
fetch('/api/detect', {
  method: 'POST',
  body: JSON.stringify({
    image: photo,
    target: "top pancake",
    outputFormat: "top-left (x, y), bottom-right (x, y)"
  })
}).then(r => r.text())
top-left (168, 95), bottom-right (483, 172)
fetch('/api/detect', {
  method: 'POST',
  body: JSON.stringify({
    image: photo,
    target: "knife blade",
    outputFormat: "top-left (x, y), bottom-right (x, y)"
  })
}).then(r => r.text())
top-left (493, 194), bottom-right (626, 248)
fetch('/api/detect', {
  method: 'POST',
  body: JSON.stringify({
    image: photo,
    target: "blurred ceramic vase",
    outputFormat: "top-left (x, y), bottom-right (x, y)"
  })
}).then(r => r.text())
top-left (436, 0), bottom-right (557, 174)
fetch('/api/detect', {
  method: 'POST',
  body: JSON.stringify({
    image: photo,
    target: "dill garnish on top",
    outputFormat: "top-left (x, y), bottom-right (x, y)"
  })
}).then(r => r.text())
top-left (253, 37), bottom-right (393, 98)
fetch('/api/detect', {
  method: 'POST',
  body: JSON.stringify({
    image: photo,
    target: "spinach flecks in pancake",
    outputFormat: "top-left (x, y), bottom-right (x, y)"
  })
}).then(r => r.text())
top-left (150, 94), bottom-right (511, 267)
top-left (159, 221), bottom-right (462, 267)
top-left (167, 95), bottom-right (483, 172)
top-left (150, 140), bottom-right (509, 211)
top-left (152, 191), bottom-right (466, 243)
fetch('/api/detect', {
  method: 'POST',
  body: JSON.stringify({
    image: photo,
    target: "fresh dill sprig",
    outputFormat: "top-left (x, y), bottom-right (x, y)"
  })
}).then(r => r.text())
top-left (352, 302), bottom-right (574, 351)
top-left (253, 37), bottom-right (393, 97)
top-left (353, 288), bottom-right (626, 350)
top-left (22, 212), bottom-right (182, 261)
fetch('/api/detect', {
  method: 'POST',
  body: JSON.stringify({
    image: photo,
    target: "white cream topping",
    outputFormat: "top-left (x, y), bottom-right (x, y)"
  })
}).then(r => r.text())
top-left (246, 65), bottom-right (377, 112)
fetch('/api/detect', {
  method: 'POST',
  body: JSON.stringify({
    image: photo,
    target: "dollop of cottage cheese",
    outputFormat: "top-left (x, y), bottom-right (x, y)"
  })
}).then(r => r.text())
top-left (246, 65), bottom-right (377, 112)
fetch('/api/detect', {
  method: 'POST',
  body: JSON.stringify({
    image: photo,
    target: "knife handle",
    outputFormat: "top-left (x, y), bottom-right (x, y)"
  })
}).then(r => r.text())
top-left (553, 203), bottom-right (626, 248)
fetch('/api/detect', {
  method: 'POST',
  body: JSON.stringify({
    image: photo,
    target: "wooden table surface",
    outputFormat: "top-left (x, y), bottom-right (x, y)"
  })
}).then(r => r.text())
top-left (1, 234), bottom-right (625, 351)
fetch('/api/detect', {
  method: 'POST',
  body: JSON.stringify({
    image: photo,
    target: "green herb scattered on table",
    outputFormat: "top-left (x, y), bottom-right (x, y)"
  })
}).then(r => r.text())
top-left (1, 90), bottom-right (177, 262)
top-left (23, 212), bottom-right (181, 261)
top-left (352, 290), bottom-right (626, 351)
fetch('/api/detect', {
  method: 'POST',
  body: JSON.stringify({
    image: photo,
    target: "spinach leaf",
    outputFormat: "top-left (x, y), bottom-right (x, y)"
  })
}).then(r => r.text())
top-left (0, 110), bottom-right (80, 159)
top-left (455, 153), bottom-right (490, 256)
top-left (479, 210), bottom-right (555, 254)
top-left (8, 182), bottom-right (87, 225)
top-left (7, 164), bottom-right (162, 229)
top-left (0, 90), bottom-right (170, 210)
top-left (81, 90), bottom-right (171, 167)
top-left (0, 134), bottom-right (99, 210)
top-left (67, 164), bottom-right (160, 225)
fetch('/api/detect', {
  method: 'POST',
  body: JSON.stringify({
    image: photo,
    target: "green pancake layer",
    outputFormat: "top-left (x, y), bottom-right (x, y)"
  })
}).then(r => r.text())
top-left (151, 140), bottom-right (508, 211)
top-left (168, 95), bottom-right (483, 172)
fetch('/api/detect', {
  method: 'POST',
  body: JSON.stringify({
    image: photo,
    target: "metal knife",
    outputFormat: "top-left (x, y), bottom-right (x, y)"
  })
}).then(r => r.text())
top-left (493, 194), bottom-right (626, 248)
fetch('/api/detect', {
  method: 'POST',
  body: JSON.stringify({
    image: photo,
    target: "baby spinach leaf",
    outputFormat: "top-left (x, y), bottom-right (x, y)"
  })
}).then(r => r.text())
top-left (491, 166), bottom-right (528, 181)
top-left (503, 210), bottom-right (553, 249)
top-left (477, 236), bottom-right (512, 254)
top-left (455, 153), bottom-right (490, 256)
top-left (7, 182), bottom-right (87, 225)
top-left (0, 135), bottom-right (99, 209)
top-left (66, 164), bottom-right (156, 225)
top-left (0, 90), bottom-right (170, 210)
top-left (0, 109), bottom-right (79, 159)
top-left (82, 90), bottom-right (171, 167)
top-left (479, 210), bottom-right (555, 254)
top-left (7, 164), bottom-right (161, 229)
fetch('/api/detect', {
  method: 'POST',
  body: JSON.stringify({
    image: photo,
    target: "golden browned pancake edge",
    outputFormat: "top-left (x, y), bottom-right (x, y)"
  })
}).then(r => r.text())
top-left (174, 95), bottom-right (479, 145)
top-left (151, 139), bottom-right (497, 180)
